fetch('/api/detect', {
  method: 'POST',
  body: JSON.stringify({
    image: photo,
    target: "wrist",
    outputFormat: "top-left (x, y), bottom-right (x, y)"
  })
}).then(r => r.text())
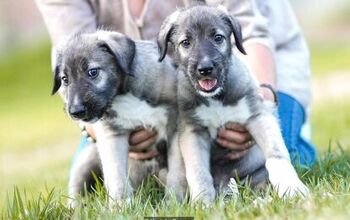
top-left (80, 124), bottom-right (96, 143)
top-left (259, 83), bottom-right (278, 105)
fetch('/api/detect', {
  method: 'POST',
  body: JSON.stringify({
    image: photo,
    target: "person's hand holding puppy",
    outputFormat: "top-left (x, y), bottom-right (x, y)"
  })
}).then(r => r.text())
top-left (86, 126), bottom-right (159, 160)
top-left (128, 128), bottom-right (159, 160)
top-left (87, 85), bottom-right (276, 161)
top-left (217, 86), bottom-right (277, 160)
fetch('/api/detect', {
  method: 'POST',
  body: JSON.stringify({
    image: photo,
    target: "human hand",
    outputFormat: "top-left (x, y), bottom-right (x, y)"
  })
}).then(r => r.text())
top-left (216, 122), bottom-right (255, 160)
top-left (128, 127), bottom-right (158, 160)
top-left (216, 86), bottom-right (277, 160)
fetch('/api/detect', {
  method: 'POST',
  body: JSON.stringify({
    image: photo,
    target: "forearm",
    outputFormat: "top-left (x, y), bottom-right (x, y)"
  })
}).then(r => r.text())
top-left (239, 43), bottom-right (276, 87)
top-left (36, 0), bottom-right (97, 46)
top-left (218, 44), bottom-right (277, 153)
top-left (226, 1), bottom-right (275, 85)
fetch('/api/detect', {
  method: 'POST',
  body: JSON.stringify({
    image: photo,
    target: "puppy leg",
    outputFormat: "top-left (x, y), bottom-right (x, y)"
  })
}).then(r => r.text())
top-left (94, 123), bottom-right (133, 205)
top-left (166, 133), bottom-right (187, 201)
top-left (68, 142), bottom-right (101, 208)
top-left (180, 125), bottom-right (215, 204)
top-left (246, 113), bottom-right (309, 197)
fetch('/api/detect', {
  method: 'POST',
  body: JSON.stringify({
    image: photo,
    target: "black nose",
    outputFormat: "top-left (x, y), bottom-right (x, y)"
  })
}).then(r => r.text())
top-left (198, 66), bottom-right (213, 76)
top-left (69, 105), bottom-right (87, 119)
top-left (197, 61), bottom-right (214, 76)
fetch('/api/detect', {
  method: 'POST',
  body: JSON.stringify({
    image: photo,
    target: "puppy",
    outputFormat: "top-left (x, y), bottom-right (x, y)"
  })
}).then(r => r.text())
top-left (52, 30), bottom-right (178, 205)
top-left (158, 5), bottom-right (309, 203)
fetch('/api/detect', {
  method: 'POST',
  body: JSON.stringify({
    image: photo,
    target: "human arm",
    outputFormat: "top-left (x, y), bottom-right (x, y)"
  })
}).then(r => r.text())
top-left (216, 0), bottom-right (277, 158)
top-left (35, 0), bottom-right (97, 46)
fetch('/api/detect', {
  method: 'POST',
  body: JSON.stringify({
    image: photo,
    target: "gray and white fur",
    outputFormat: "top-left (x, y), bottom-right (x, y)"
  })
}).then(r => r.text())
top-left (158, 4), bottom-right (309, 203)
top-left (52, 30), bottom-right (178, 206)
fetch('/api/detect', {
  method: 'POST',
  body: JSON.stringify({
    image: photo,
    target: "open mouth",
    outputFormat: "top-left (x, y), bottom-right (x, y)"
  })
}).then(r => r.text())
top-left (197, 78), bottom-right (218, 92)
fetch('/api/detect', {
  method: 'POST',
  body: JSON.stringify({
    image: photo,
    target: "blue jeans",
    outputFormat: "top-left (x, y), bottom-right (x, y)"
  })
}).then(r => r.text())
top-left (277, 92), bottom-right (316, 167)
top-left (73, 92), bottom-right (316, 168)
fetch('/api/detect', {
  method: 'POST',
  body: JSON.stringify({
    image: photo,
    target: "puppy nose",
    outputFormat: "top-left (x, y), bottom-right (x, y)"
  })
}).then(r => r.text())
top-left (198, 66), bottom-right (213, 76)
top-left (69, 105), bottom-right (87, 119)
top-left (197, 61), bottom-right (214, 76)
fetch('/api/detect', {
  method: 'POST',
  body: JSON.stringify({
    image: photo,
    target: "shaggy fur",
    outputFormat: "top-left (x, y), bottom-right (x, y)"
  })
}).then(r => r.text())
top-left (53, 30), bottom-right (178, 206)
top-left (158, 4), bottom-right (309, 203)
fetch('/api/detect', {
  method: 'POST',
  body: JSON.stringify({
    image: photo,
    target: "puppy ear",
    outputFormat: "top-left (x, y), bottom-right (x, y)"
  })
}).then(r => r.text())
top-left (51, 52), bottom-right (62, 95)
top-left (51, 65), bottom-right (61, 95)
top-left (98, 32), bottom-right (136, 76)
top-left (223, 15), bottom-right (247, 55)
top-left (157, 12), bottom-right (179, 62)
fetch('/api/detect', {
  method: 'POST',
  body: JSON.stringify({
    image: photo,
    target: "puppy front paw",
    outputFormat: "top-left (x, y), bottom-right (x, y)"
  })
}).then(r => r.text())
top-left (222, 178), bottom-right (240, 201)
top-left (108, 182), bottom-right (134, 206)
top-left (67, 197), bottom-right (79, 209)
top-left (266, 158), bottom-right (309, 198)
top-left (273, 178), bottom-right (309, 198)
top-left (166, 174), bottom-right (187, 202)
top-left (191, 186), bottom-right (216, 204)
top-left (165, 185), bottom-right (186, 203)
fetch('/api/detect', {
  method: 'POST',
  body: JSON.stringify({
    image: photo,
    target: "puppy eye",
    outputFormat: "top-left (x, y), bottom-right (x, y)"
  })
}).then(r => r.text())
top-left (180, 39), bottom-right (191, 48)
top-left (61, 76), bottom-right (69, 85)
top-left (214, 34), bottom-right (225, 44)
top-left (87, 68), bottom-right (99, 79)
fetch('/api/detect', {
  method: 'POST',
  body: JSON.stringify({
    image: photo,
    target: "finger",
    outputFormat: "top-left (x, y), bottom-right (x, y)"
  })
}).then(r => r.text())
top-left (217, 129), bottom-right (252, 145)
top-left (226, 150), bottom-right (249, 160)
top-left (128, 150), bottom-right (158, 160)
top-left (225, 122), bottom-right (247, 132)
top-left (216, 138), bottom-right (245, 151)
top-left (85, 125), bottom-right (96, 139)
top-left (217, 138), bottom-right (254, 151)
top-left (129, 128), bottom-right (157, 146)
top-left (132, 126), bottom-right (144, 132)
top-left (130, 135), bottom-right (158, 152)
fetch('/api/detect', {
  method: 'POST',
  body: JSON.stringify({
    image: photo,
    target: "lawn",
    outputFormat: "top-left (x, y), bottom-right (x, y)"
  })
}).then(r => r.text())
top-left (0, 39), bottom-right (349, 219)
top-left (310, 41), bottom-right (350, 77)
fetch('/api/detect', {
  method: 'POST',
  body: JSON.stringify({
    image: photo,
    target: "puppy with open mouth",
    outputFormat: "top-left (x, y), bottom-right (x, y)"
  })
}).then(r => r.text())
top-left (52, 30), bottom-right (179, 206)
top-left (158, 4), bottom-right (309, 203)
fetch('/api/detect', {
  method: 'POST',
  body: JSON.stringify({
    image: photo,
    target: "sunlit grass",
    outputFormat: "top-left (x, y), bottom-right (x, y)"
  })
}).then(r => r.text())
top-left (2, 149), bottom-right (350, 219)
top-left (310, 42), bottom-right (350, 76)
top-left (0, 40), bottom-right (78, 153)
top-left (312, 101), bottom-right (350, 150)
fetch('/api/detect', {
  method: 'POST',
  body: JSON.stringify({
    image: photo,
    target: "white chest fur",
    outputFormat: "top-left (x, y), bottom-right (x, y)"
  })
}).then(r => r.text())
top-left (110, 93), bottom-right (169, 140)
top-left (194, 97), bottom-right (252, 138)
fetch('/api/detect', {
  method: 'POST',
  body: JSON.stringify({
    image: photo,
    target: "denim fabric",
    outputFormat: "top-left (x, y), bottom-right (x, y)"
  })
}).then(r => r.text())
top-left (72, 135), bottom-right (89, 164)
top-left (277, 92), bottom-right (316, 167)
top-left (72, 92), bottom-right (317, 167)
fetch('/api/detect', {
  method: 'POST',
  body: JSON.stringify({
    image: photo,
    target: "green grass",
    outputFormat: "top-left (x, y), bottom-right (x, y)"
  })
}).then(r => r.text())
top-left (2, 149), bottom-right (350, 219)
top-left (312, 101), bottom-right (350, 149)
top-left (0, 40), bottom-right (78, 154)
top-left (1, 39), bottom-right (350, 219)
top-left (0, 39), bottom-right (79, 209)
top-left (310, 42), bottom-right (350, 76)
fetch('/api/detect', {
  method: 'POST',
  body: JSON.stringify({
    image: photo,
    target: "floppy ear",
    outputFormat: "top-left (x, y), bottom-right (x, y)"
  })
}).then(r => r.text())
top-left (223, 15), bottom-right (247, 55)
top-left (98, 32), bottom-right (136, 75)
top-left (157, 12), bottom-right (179, 62)
top-left (51, 52), bottom-right (62, 95)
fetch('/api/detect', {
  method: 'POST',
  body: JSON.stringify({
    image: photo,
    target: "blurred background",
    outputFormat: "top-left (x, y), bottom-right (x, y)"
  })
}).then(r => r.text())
top-left (0, 0), bottom-right (349, 208)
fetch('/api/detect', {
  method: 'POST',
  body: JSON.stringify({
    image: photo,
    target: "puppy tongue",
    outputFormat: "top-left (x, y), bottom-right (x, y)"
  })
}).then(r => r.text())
top-left (198, 79), bottom-right (217, 91)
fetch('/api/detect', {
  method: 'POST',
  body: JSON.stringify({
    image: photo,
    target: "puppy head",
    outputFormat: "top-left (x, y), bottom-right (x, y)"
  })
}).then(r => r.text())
top-left (52, 31), bottom-right (135, 122)
top-left (157, 5), bottom-right (246, 97)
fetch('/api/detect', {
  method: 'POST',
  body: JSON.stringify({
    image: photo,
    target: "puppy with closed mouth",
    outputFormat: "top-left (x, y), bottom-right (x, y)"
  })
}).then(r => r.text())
top-left (52, 30), bottom-right (178, 206)
top-left (158, 4), bottom-right (309, 203)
